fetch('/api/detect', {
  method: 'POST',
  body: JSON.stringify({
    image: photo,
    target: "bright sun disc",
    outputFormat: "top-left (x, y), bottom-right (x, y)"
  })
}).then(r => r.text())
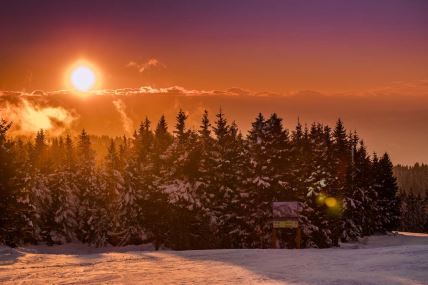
top-left (70, 65), bottom-right (96, 92)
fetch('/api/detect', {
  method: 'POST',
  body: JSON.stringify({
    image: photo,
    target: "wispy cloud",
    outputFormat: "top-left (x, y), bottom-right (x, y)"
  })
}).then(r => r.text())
top-left (93, 86), bottom-right (275, 97)
top-left (358, 79), bottom-right (428, 97)
top-left (112, 99), bottom-right (133, 136)
top-left (127, 58), bottom-right (166, 73)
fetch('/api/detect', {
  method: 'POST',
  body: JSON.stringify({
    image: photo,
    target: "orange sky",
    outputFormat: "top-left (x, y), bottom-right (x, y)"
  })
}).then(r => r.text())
top-left (1, 0), bottom-right (428, 165)
top-left (1, 85), bottom-right (427, 165)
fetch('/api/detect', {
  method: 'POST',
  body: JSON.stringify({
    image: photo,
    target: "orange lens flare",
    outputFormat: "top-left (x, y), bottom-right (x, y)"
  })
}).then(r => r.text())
top-left (324, 197), bottom-right (338, 208)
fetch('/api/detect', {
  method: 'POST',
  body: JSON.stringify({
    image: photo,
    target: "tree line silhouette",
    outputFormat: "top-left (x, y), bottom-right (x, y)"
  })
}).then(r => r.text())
top-left (394, 164), bottom-right (428, 198)
top-left (0, 110), bottom-right (401, 249)
top-left (393, 164), bottom-right (428, 233)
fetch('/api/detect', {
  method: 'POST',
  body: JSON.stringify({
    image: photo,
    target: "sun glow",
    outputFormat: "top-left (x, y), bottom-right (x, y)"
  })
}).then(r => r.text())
top-left (66, 60), bottom-right (101, 93)
top-left (71, 66), bottom-right (95, 92)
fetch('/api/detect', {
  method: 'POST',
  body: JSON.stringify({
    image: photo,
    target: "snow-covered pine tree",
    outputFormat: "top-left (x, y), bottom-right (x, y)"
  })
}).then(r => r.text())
top-left (0, 118), bottom-right (13, 243)
top-left (289, 119), bottom-right (306, 200)
top-left (194, 110), bottom-right (221, 247)
top-left (331, 119), bottom-right (349, 245)
top-left (260, 114), bottom-right (293, 247)
top-left (340, 132), bottom-right (379, 241)
top-left (354, 140), bottom-right (377, 236)
top-left (48, 135), bottom-right (79, 243)
top-left (12, 139), bottom-right (40, 245)
top-left (114, 134), bottom-right (147, 246)
top-left (301, 123), bottom-right (334, 248)
top-left (264, 114), bottom-right (291, 200)
top-left (159, 110), bottom-right (211, 249)
top-left (102, 140), bottom-right (125, 245)
top-left (29, 130), bottom-right (55, 243)
top-left (374, 153), bottom-right (400, 232)
top-left (339, 132), bottom-right (363, 241)
top-left (198, 109), bottom-right (231, 247)
top-left (134, 117), bottom-right (169, 249)
top-left (399, 191), bottom-right (427, 233)
top-left (210, 112), bottom-right (252, 248)
top-left (195, 110), bottom-right (215, 210)
top-left (288, 120), bottom-right (315, 247)
top-left (0, 118), bottom-right (28, 246)
top-left (75, 130), bottom-right (109, 246)
top-left (246, 113), bottom-right (273, 247)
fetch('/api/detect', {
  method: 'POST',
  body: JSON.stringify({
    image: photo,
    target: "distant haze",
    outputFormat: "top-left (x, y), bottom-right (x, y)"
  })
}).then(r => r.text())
top-left (1, 86), bottom-right (427, 165)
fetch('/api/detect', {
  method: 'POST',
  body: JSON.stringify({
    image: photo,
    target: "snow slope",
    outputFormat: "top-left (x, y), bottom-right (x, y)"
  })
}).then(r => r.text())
top-left (0, 232), bottom-right (427, 285)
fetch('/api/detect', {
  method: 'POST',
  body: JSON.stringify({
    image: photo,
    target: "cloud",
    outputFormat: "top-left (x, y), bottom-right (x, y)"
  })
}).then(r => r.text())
top-left (357, 79), bottom-right (428, 97)
top-left (112, 99), bottom-right (133, 136)
top-left (93, 86), bottom-right (275, 97)
top-left (0, 93), bottom-right (77, 135)
top-left (93, 79), bottom-right (426, 98)
top-left (127, 58), bottom-right (166, 73)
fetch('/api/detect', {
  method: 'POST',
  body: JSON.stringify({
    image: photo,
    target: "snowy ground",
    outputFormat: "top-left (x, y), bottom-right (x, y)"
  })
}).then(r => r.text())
top-left (1, 232), bottom-right (427, 285)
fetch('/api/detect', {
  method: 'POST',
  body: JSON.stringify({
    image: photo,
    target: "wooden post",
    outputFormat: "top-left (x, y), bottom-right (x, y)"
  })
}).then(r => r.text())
top-left (272, 228), bottom-right (278, 248)
top-left (295, 226), bottom-right (301, 249)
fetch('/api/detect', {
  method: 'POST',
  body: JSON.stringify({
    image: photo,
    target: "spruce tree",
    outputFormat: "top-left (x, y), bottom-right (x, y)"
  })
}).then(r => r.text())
top-left (399, 191), bottom-right (427, 233)
top-left (247, 113), bottom-right (271, 247)
top-left (195, 110), bottom-right (220, 246)
top-left (375, 153), bottom-right (400, 232)
top-left (117, 136), bottom-right (146, 246)
top-left (0, 118), bottom-right (19, 245)
top-left (133, 117), bottom-right (168, 248)
top-left (49, 135), bottom-right (78, 243)
top-left (331, 119), bottom-right (349, 245)
top-left (103, 140), bottom-right (125, 245)
top-left (75, 130), bottom-right (109, 246)
top-left (340, 132), bottom-right (363, 241)
top-left (209, 114), bottom-right (252, 248)
top-left (302, 124), bottom-right (334, 248)
top-left (161, 112), bottom-right (209, 249)
top-left (29, 130), bottom-right (53, 243)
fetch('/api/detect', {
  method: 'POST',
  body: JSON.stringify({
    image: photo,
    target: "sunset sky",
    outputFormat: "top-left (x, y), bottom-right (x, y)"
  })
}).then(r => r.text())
top-left (1, 0), bottom-right (428, 164)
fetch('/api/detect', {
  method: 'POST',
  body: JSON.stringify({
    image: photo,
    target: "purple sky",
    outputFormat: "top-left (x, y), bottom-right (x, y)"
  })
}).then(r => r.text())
top-left (1, 0), bottom-right (427, 91)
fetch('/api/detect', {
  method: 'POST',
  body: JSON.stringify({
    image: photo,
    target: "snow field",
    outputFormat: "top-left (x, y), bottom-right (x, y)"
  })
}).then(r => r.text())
top-left (0, 232), bottom-right (427, 285)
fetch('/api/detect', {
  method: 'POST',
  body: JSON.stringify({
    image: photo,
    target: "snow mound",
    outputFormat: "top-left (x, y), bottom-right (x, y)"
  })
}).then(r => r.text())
top-left (0, 246), bottom-right (23, 266)
top-left (340, 231), bottom-right (428, 249)
top-left (16, 242), bottom-right (156, 255)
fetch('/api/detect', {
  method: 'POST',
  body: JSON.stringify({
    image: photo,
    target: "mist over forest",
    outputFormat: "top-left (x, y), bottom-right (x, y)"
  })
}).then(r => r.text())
top-left (1, 86), bottom-right (428, 165)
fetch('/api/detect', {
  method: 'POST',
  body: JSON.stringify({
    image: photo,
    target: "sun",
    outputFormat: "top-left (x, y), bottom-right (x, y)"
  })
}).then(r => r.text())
top-left (71, 66), bottom-right (96, 92)
top-left (66, 60), bottom-right (101, 93)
